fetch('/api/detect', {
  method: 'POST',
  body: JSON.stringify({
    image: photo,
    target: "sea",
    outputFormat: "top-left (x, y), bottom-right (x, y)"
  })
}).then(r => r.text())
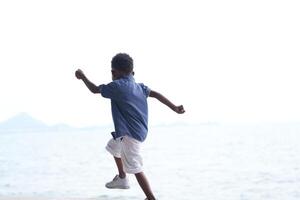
top-left (0, 123), bottom-right (300, 200)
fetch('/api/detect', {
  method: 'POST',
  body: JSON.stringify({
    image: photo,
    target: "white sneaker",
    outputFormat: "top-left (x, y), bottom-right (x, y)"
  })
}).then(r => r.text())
top-left (105, 175), bottom-right (130, 189)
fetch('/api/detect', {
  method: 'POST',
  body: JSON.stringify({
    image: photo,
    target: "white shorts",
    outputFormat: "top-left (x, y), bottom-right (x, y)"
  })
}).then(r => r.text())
top-left (106, 135), bottom-right (143, 174)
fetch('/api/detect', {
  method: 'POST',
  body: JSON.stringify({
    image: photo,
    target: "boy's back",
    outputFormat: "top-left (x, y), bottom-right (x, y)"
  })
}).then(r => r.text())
top-left (99, 74), bottom-right (151, 142)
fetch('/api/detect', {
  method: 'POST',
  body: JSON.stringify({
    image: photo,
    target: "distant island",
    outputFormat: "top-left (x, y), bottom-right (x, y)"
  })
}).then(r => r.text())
top-left (0, 113), bottom-right (107, 133)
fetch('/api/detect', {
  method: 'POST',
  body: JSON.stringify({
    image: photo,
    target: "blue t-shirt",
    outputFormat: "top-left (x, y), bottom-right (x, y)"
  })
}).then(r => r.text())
top-left (98, 75), bottom-right (151, 142)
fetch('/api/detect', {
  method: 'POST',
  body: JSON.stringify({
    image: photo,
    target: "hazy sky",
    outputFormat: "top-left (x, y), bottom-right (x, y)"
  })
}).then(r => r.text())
top-left (0, 0), bottom-right (299, 127)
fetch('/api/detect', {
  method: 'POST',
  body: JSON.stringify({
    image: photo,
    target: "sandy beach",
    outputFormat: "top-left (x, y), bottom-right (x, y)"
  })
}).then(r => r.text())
top-left (0, 198), bottom-right (95, 200)
top-left (0, 195), bottom-right (141, 200)
top-left (0, 197), bottom-right (105, 200)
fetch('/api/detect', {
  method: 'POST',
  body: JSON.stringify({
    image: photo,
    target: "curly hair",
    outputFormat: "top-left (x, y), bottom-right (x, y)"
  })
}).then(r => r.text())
top-left (111, 53), bottom-right (133, 74)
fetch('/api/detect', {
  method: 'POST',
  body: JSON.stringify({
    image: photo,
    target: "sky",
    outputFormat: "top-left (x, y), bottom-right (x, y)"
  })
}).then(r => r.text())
top-left (0, 0), bottom-right (299, 127)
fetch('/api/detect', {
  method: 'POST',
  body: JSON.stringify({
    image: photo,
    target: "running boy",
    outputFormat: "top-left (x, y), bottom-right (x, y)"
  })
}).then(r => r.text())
top-left (75, 53), bottom-right (185, 200)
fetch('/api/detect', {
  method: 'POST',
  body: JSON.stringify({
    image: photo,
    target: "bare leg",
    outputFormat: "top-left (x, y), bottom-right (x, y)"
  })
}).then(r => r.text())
top-left (114, 156), bottom-right (126, 178)
top-left (135, 172), bottom-right (156, 200)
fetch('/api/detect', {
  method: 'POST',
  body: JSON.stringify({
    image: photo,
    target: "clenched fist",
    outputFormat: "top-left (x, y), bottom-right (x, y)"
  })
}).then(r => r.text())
top-left (173, 105), bottom-right (185, 114)
top-left (75, 69), bottom-right (85, 80)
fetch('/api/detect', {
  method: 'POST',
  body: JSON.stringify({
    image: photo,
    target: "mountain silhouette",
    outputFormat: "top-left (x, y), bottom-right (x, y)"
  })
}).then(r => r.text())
top-left (0, 113), bottom-right (104, 133)
top-left (0, 113), bottom-right (49, 132)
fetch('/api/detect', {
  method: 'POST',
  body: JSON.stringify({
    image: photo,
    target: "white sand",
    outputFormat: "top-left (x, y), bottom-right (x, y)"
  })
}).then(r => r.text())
top-left (0, 198), bottom-right (97, 200)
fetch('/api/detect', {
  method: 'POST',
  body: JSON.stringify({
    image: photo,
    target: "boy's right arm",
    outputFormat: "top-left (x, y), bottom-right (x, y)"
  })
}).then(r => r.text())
top-left (149, 90), bottom-right (185, 114)
top-left (75, 69), bottom-right (99, 94)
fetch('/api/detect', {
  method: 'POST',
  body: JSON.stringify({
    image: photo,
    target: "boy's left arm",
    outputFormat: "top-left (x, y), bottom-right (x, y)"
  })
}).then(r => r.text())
top-left (149, 90), bottom-right (185, 114)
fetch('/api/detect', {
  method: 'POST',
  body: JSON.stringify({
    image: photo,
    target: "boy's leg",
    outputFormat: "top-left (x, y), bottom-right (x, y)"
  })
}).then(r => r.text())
top-left (105, 157), bottom-right (130, 189)
top-left (105, 138), bottom-right (130, 189)
top-left (120, 136), bottom-right (156, 199)
top-left (135, 172), bottom-right (156, 200)
top-left (106, 137), bottom-right (126, 177)
top-left (114, 156), bottom-right (126, 178)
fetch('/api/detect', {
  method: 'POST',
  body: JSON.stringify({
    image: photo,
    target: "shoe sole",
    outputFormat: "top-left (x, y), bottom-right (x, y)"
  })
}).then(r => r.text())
top-left (105, 185), bottom-right (130, 189)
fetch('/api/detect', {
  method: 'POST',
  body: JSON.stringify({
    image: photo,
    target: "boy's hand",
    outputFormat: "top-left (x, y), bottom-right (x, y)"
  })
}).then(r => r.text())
top-left (173, 105), bottom-right (185, 114)
top-left (75, 69), bottom-right (85, 80)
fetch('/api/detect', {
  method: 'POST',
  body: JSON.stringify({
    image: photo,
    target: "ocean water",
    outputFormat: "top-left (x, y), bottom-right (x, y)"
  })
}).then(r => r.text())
top-left (0, 123), bottom-right (300, 200)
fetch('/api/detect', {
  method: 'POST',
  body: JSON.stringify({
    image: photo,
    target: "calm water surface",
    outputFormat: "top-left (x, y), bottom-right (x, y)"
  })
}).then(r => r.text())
top-left (0, 124), bottom-right (300, 200)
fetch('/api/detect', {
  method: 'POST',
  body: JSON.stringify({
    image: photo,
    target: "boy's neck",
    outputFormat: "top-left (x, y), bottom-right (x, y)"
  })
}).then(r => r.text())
top-left (119, 73), bottom-right (134, 79)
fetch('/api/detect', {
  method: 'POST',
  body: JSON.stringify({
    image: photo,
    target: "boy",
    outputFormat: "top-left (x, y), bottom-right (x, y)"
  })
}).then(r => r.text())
top-left (75, 53), bottom-right (185, 200)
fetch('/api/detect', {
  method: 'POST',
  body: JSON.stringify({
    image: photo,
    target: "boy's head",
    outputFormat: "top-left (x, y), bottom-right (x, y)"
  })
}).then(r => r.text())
top-left (111, 53), bottom-right (134, 80)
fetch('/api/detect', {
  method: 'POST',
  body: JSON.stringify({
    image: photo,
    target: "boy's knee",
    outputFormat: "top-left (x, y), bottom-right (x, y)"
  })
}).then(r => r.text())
top-left (106, 138), bottom-right (122, 158)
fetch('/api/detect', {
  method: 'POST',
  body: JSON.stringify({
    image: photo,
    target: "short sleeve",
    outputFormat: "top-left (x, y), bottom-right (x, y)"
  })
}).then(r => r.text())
top-left (98, 82), bottom-right (118, 99)
top-left (139, 83), bottom-right (151, 97)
